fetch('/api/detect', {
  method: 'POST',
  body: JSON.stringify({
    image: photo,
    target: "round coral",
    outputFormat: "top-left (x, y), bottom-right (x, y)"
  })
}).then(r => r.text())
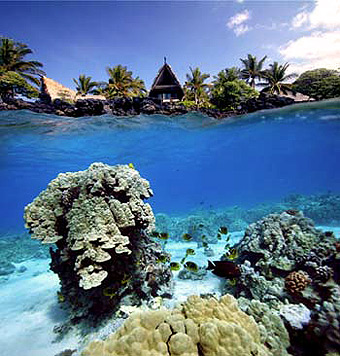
top-left (285, 271), bottom-right (311, 295)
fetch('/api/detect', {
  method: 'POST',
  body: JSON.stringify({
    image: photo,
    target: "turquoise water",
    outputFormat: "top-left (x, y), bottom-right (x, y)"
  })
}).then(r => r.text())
top-left (1, 100), bottom-right (340, 356)
top-left (1, 100), bottom-right (340, 233)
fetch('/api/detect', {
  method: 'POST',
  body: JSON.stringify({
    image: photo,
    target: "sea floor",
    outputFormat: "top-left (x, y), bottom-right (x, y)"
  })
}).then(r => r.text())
top-left (0, 226), bottom-right (338, 356)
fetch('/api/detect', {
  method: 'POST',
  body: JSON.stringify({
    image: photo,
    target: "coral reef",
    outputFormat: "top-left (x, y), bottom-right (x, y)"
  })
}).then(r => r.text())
top-left (285, 271), bottom-right (311, 295)
top-left (155, 193), bottom-right (340, 243)
top-left (81, 294), bottom-right (274, 356)
top-left (238, 297), bottom-right (291, 356)
top-left (24, 163), bottom-right (173, 321)
top-left (279, 303), bottom-right (311, 330)
top-left (223, 211), bottom-right (340, 355)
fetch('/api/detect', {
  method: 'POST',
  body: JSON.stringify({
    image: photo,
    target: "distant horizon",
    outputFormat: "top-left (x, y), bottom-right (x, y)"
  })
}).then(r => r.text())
top-left (1, 1), bottom-right (339, 91)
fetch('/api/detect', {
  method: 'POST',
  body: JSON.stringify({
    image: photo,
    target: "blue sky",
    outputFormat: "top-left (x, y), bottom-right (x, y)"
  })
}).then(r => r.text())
top-left (1, 1), bottom-right (339, 90)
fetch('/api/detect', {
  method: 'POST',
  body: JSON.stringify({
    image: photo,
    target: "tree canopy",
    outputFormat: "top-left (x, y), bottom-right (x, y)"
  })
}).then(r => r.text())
top-left (240, 54), bottom-right (267, 88)
top-left (73, 75), bottom-right (98, 96)
top-left (184, 67), bottom-right (210, 106)
top-left (0, 37), bottom-right (44, 100)
top-left (210, 68), bottom-right (258, 110)
top-left (292, 68), bottom-right (340, 100)
top-left (104, 65), bottom-right (147, 98)
top-left (260, 62), bottom-right (297, 95)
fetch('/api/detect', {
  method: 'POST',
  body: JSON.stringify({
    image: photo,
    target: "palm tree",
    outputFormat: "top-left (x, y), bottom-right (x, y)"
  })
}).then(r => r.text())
top-left (0, 37), bottom-right (45, 86)
top-left (184, 67), bottom-right (210, 106)
top-left (73, 74), bottom-right (98, 96)
top-left (239, 54), bottom-right (267, 88)
top-left (105, 65), bottom-right (146, 98)
top-left (259, 62), bottom-right (298, 95)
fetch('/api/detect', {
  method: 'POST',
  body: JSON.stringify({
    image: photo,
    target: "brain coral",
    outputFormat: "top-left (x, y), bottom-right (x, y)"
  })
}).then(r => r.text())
top-left (24, 163), bottom-right (172, 320)
top-left (81, 294), bottom-right (273, 356)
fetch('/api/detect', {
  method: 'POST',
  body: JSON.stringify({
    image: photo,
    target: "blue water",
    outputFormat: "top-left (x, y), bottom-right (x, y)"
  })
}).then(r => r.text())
top-left (1, 100), bottom-right (340, 233)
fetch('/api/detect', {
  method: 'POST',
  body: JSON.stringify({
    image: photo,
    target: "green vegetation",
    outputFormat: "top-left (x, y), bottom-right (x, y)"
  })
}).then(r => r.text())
top-left (2, 36), bottom-right (339, 109)
top-left (239, 54), bottom-right (267, 88)
top-left (103, 65), bottom-right (147, 99)
top-left (73, 74), bottom-right (98, 96)
top-left (292, 68), bottom-right (340, 100)
top-left (0, 37), bottom-right (45, 100)
top-left (260, 62), bottom-right (297, 95)
top-left (184, 67), bottom-right (210, 107)
top-left (210, 67), bottom-right (258, 110)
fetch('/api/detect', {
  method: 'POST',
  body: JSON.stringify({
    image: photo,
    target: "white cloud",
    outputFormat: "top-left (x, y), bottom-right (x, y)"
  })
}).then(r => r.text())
top-left (234, 24), bottom-right (251, 36)
top-left (279, 0), bottom-right (340, 73)
top-left (279, 30), bottom-right (340, 73)
top-left (227, 10), bottom-right (251, 36)
top-left (236, 0), bottom-right (244, 3)
top-left (291, 0), bottom-right (340, 30)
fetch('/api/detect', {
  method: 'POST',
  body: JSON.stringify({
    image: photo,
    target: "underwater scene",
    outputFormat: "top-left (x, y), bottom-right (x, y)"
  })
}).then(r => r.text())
top-left (1, 99), bottom-right (340, 356)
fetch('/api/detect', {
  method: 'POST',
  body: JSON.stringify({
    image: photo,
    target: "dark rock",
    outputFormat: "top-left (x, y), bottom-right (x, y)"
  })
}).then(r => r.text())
top-left (75, 99), bottom-right (105, 116)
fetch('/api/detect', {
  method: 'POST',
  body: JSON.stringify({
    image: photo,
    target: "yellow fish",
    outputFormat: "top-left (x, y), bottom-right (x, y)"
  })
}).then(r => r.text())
top-left (128, 163), bottom-right (135, 170)
top-left (228, 278), bottom-right (237, 286)
top-left (225, 248), bottom-right (238, 260)
top-left (103, 287), bottom-right (117, 299)
top-left (57, 291), bottom-right (65, 303)
top-left (182, 233), bottom-right (193, 241)
top-left (170, 262), bottom-right (181, 271)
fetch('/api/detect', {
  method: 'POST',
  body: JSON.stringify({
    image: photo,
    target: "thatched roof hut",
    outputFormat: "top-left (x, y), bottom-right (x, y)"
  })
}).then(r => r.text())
top-left (149, 59), bottom-right (184, 102)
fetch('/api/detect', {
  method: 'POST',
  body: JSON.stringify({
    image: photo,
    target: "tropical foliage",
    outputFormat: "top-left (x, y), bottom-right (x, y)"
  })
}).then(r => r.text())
top-left (73, 74), bottom-right (98, 96)
top-left (259, 62), bottom-right (297, 95)
top-left (0, 68), bottom-right (39, 100)
top-left (0, 37), bottom-right (44, 100)
top-left (103, 65), bottom-right (147, 99)
top-left (292, 68), bottom-right (340, 100)
top-left (184, 67), bottom-right (210, 106)
top-left (240, 54), bottom-right (267, 88)
top-left (210, 68), bottom-right (258, 110)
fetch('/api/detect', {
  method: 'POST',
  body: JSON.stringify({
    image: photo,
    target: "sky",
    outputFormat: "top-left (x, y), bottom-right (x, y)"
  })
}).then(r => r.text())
top-left (1, 0), bottom-right (339, 90)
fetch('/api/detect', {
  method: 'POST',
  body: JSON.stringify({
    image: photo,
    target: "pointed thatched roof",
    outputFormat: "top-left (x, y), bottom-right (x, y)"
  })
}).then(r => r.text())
top-left (149, 61), bottom-right (184, 99)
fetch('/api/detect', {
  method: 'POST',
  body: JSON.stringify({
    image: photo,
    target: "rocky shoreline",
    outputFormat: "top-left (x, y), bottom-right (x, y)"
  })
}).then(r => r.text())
top-left (0, 92), bottom-right (297, 119)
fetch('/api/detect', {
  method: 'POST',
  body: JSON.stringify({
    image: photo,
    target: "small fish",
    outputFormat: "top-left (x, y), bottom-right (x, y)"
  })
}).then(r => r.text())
top-left (128, 163), bottom-right (135, 170)
top-left (228, 278), bottom-right (237, 286)
top-left (186, 248), bottom-right (196, 255)
top-left (103, 287), bottom-right (117, 299)
top-left (182, 233), bottom-right (193, 241)
top-left (121, 276), bottom-right (131, 285)
top-left (150, 231), bottom-right (160, 238)
top-left (170, 262), bottom-right (181, 271)
top-left (226, 235), bottom-right (230, 242)
top-left (224, 243), bottom-right (231, 250)
top-left (206, 260), bottom-right (241, 279)
top-left (180, 256), bottom-right (187, 264)
top-left (159, 232), bottom-right (169, 240)
top-left (202, 241), bottom-right (209, 248)
top-left (217, 233), bottom-right (222, 240)
top-left (156, 255), bottom-right (169, 264)
top-left (184, 261), bottom-right (199, 273)
top-left (219, 226), bottom-right (228, 235)
top-left (198, 224), bottom-right (205, 228)
top-left (57, 291), bottom-right (65, 303)
top-left (225, 248), bottom-right (238, 260)
top-left (201, 234), bottom-right (206, 240)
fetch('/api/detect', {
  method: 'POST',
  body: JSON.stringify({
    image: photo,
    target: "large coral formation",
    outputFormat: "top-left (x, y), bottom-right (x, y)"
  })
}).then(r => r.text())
top-left (24, 163), bottom-right (172, 320)
top-left (224, 211), bottom-right (340, 355)
top-left (81, 294), bottom-right (273, 356)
